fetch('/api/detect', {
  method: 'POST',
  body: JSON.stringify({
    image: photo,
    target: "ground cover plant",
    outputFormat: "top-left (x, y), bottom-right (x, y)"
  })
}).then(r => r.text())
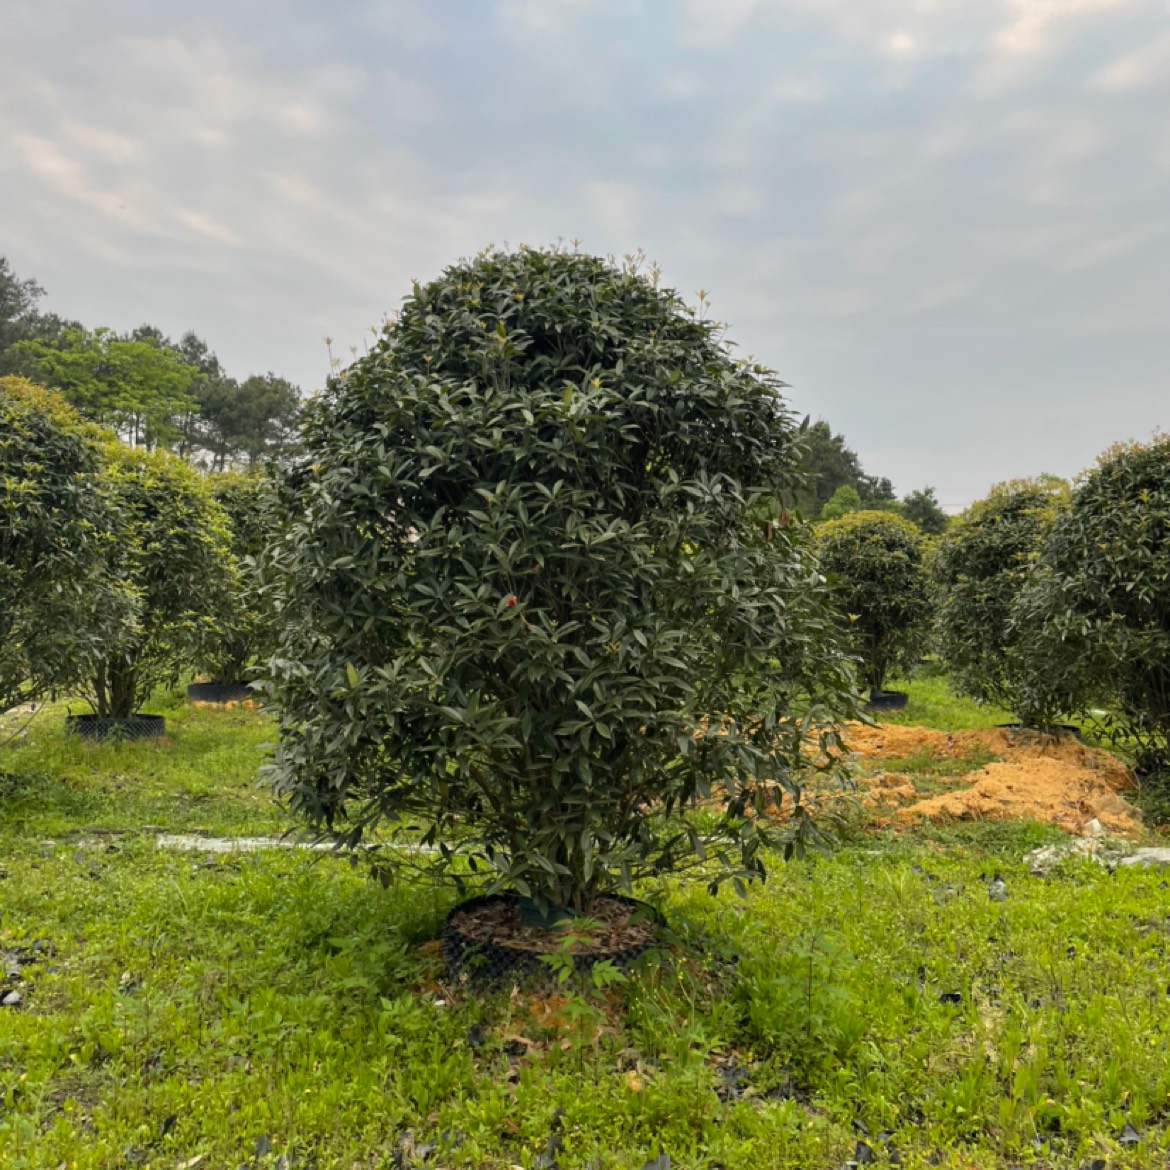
top-left (3, 696), bottom-right (1170, 1169)
top-left (265, 246), bottom-right (857, 914)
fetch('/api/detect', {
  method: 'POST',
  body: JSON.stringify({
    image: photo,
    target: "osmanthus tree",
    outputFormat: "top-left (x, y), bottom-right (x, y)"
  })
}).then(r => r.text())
top-left (815, 511), bottom-right (932, 696)
top-left (0, 377), bottom-right (129, 714)
top-left (264, 246), bottom-right (858, 914)
top-left (933, 477), bottom-right (1068, 725)
top-left (198, 471), bottom-right (279, 684)
top-left (88, 447), bottom-right (235, 718)
top-left (1015, 438), bottom-right (1170, 775)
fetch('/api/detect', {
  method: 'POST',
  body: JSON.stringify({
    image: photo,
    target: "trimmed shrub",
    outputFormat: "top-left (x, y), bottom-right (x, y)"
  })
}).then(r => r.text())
top-left (0, 376), bottom-right (127, 714)
top-left (816, 510), bottom-right (932, 695)
top-left (199, 471), bottom-right (278, 684)
top-left (933, 478), bottom-right (1067, 725)
top-left (1016, 437), bottom-right (1170, 772)
top-left (265, 246), bottom-right (857, 913)
top-left (88, 447), bottom-right (235, 718)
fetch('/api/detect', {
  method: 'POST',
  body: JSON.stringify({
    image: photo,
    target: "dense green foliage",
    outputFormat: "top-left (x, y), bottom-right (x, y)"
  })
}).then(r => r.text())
top-left (200, 371), bottom-right (301, 468)
top-left (934, 478), bottom-right (1067, 724)
top-left (818, 484), bottom-right (862, 521)
top-left (901, 485), bottom-right (949, 535)
top-left (799, 420), bottom-right (896, 514)
top-left (816, 510), bottom-right (932, 694)
top-left (1, 257), bottom-right (301, 467)
top-left (0, 259), bottom-right (81, 377)
top-left (14, 326), bottom-right (200, 449)
top-left (0, 377), bottom-right (128, 716)
top-left (1017, 437), bottom-right (1170, 773)
top-left (1, 699), bottom-right (1166, 1169)
top-left (87, 447), bottom-right (235, 717)
top-left (266, 246), bottom-right (857, 912)
top-left (200, 471), bottom-right (278, 683)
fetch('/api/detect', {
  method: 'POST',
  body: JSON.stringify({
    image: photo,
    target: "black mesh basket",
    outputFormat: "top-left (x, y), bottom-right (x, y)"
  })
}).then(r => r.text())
top-left (186, 681), bottom-right (256, 704)
top-left (442, 893), bottom-right (664, 987)
top-left (865, 689), bottom-right (909, 712)
top-left (66, 714), bottom-right (166, 742)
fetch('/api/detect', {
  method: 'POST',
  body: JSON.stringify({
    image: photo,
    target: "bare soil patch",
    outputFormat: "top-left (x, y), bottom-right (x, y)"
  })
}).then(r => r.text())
top-left (837, 723), bottom-right (1142, 836)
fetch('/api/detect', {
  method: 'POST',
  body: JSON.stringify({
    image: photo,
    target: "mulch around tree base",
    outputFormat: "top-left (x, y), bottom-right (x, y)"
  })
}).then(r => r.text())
top-left (448, 894), bottom-right (658, 954)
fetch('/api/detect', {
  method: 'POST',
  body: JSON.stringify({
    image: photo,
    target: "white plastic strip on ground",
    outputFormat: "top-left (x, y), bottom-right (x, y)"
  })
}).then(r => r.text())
top-left (155, 834), bottom-right (438, 855)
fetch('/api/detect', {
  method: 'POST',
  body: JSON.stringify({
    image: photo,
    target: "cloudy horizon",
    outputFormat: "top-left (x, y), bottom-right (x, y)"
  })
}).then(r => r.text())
top-left (2, 0), bottom-right (1167, 507)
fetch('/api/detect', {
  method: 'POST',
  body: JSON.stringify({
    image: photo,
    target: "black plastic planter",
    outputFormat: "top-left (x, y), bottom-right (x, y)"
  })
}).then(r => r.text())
top-left (443, 893), bottom-right (663, 986)
top-left (994, 722), bottom-right (1083, 741)
top-left (186, 681), bottom-right (255, 704)
top-left (65, 714), bottom-right (166, 742)
top-left (866, 690), bottom-right (909, 712)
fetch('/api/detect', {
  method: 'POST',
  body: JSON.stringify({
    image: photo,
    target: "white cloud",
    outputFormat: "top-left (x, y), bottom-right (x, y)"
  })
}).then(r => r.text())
top-left (995, 0), bottom-right (1129, 55)
top-left (175, 209), bottom-right (239, 245)
top-left (63, 123), bottom-right (138, 162)
top-left (1092, 30), bottom-right (1170, 89)
top-left (8, 132), bottom-right (155, 233)
top-left (680, 0), bottom-right (763, 48)
top-left (498, 0), bottom-right (598, 37)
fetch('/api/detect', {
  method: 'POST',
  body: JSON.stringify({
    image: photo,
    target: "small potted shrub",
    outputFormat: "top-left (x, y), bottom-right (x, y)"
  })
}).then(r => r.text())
top-left (816, 510), bottom-right (932, 710)
top-left (264, 246), bottom-right (858, 980)
top-left (70, 446), bottom-right (235, 740)
top-left (1015, 436), bottom-right (1170, 782)
top-left (933, 477), bottom-right (1068, 729)
top-left (0, 377), bottom-right (129, 716)
top-left (189, 471), bottom-right (277, 704)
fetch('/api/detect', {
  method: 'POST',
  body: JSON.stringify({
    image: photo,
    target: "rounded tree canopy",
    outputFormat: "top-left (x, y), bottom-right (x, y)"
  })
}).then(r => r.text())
top-left (933, 477), bottom-right (1067, 723)
top-left (1016, 436), bottom-right (1170, 769)
top-left (199, 470), bottom-right (277, 683)
top-left (0, 376), bottom-right (124, 713)
top-left (816, 509), bottom-right (932, 694)
top-left (265, 246), bottom-right (857, 911)
top-left (89, 445), bottom-right (236, 717)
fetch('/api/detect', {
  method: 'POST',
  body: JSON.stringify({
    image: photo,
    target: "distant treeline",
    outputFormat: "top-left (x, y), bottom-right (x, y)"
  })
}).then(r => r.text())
top-left (798, 419), bottom-right (948, 533)
top-left (0, 257), bottom-right (300, 469)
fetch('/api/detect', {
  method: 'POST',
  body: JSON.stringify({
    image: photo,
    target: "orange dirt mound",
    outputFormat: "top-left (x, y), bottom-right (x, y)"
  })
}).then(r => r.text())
top-left (191, 699), bottom-right (262, 711)
top-left (835, 723), bottom-right (1142, 837)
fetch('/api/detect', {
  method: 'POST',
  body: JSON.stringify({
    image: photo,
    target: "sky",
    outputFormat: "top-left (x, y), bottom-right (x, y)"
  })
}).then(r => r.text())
top-left (2, 0), bottom-right (1168, 507)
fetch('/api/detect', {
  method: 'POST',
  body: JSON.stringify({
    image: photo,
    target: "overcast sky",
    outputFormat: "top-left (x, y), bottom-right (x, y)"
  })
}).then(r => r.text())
top-left (2, 0), bottom-right (1167, 505)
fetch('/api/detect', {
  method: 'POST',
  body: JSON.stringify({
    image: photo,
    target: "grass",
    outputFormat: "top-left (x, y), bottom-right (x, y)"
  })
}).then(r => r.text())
top-left (855, 744), bottom-right (1002, 796)
top-left (880, 670), bottom-right (1014, 733)
top-left (2, 681), bottom-right (1167, 1169)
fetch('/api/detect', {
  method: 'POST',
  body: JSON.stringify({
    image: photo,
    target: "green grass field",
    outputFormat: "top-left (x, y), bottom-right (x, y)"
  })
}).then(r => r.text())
top-left (1, 684), bottom-right (1167, 1169)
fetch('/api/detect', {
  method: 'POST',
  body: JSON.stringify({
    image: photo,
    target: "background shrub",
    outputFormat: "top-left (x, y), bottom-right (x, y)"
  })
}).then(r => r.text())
top-left (933, 477), bottom-right (1067, 725)
top-left (816, 510), bottom-right (932, 695)
top-left (88, 446), bottom-right (235, 718)
top-left (1015, 436), bottom-right (1170, 774)
top-left (199, 471), bottom-right (278, 684)
top-left (0, 376), bottom-right (127, 715)
top-left (265, 246), bottom-right (857, 913)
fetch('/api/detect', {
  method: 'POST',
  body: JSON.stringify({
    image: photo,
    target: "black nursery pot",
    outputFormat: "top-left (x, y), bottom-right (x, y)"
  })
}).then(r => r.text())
top-left (865, 689), bottom-right (909, 712)
top-left (994, 722), bottom-right (1083, 741)
top-left (186, 681), bottom-right (255, 704)
top-left (442, 893), bottom-right (663, 986)
top-left (65, 714), bottom-right (165, 742)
